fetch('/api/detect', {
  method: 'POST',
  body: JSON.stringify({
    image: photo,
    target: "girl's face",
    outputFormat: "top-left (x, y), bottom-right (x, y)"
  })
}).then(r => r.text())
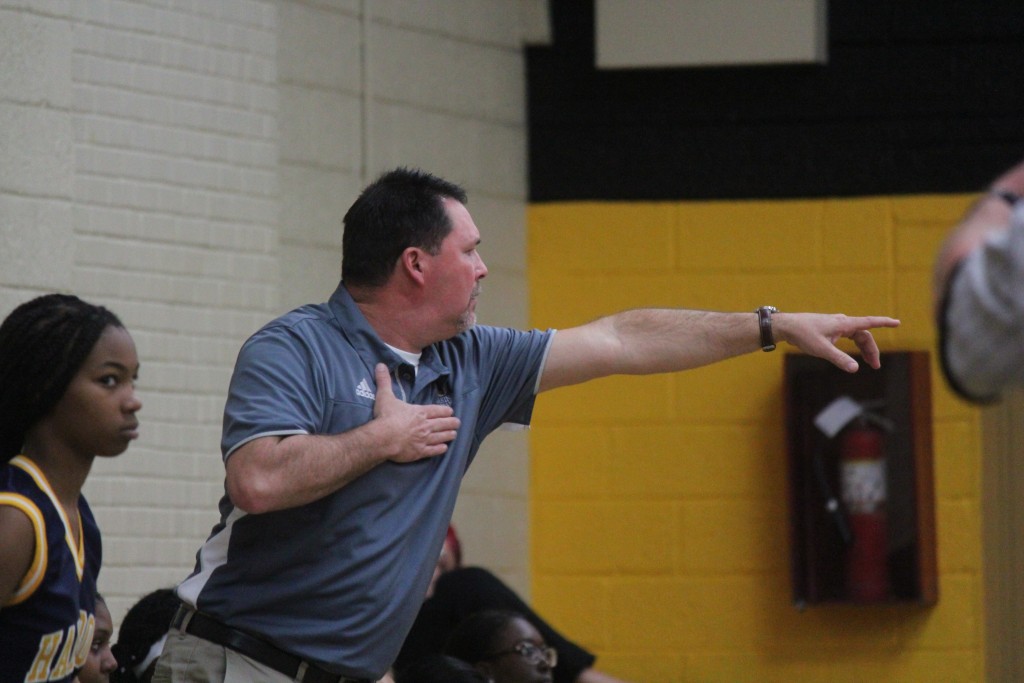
top-left (78, 599), bottom-right (117, 683)
top-left (479, 617), bottom-right (555, 683)
top-left (49, 325), bottom-right (141, 458)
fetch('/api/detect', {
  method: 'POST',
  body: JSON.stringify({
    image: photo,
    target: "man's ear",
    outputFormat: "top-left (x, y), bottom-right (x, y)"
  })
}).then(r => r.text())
top-left (402, 247), bottom-right (426, 283)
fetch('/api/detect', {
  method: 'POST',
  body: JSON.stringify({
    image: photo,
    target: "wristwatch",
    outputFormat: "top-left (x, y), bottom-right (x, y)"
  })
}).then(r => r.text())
top-left (756, 306), bottom-right (777, 352)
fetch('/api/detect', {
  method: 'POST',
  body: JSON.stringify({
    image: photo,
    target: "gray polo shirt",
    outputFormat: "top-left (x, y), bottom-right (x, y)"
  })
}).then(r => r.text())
top-left (940, 201), bottom-right (1024, 401)
top-left (177, 283), bottom-right (554, 679)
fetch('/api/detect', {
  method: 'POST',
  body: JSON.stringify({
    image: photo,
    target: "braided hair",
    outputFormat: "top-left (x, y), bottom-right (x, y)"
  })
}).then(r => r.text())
top-left (0, 293), bottom-right (123, 462)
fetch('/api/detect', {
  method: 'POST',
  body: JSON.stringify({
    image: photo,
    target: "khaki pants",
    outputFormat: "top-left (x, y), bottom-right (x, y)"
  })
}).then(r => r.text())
top-left (151, 631), bottom-right (392, 683)
top-left (152, 631), bottom-right (293, 683)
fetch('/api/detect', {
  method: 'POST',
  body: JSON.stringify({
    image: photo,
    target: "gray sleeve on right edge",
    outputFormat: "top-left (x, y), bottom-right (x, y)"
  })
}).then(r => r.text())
top-left (941, 206), bottom-right (1024, 400)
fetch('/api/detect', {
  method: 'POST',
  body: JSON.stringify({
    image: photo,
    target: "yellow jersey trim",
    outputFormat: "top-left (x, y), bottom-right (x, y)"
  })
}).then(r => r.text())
top-left (10, 456), bottom-right (85, 580)
top-left (0, 492), bottom-right (47, 604)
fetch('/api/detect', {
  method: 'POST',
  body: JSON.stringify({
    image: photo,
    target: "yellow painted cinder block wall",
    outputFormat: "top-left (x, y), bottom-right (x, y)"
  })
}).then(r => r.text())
top-left (527, 195), bottom-right (986, 682)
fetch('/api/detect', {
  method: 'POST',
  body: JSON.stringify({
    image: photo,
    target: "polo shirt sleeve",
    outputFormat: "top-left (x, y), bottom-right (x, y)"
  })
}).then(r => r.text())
top-left (221, 323), bottom-right (327, 460)
top-left (465, 326), bottom-right (554, 436)
top-left (939, 204), bottom-right (1024, 402)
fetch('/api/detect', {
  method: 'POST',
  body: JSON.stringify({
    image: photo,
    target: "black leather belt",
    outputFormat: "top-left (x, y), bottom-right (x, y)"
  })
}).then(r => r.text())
top-left (171, 605), bottom-right (371, 683)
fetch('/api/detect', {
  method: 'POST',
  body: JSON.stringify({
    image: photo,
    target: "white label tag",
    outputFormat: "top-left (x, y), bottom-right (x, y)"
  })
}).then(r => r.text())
top-left (841, 460), bottom-right (887, 513)
top-left (813, 395), bottom-right (863, 439)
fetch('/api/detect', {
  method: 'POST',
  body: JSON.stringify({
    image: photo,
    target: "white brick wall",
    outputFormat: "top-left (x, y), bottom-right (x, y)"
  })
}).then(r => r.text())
top-left (69, 0), bottom-right (281, 623)
top-left (276, 1), bottom-right (361, 313)
top-left (0, 0), bottom-right (543, 626)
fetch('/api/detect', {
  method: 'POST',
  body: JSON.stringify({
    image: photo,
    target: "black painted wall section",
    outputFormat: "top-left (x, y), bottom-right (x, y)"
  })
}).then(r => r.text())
top-left (526, 1), bottom-right (1024, 201)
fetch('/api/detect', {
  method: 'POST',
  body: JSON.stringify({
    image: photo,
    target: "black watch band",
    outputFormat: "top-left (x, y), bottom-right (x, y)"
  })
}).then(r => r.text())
top-left (756, 306), bottom-right (777, 352)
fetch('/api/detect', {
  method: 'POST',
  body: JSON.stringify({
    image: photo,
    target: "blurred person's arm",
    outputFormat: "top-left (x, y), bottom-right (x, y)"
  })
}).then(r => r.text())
top-left (934, 159), bottom-right (1024, 401)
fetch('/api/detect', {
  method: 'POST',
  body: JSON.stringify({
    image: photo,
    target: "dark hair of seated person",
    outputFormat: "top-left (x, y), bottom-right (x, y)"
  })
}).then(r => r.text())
top-left (110, 588), bottom-right (182, 683)
top-left (445, 609), bottom-right (557, 683)
top-left (397, 567), bottom-right (595, 683)
top-left (394, 653), bottom-right (489, 683)
top-left (445, 609), bottom-right (515, 664)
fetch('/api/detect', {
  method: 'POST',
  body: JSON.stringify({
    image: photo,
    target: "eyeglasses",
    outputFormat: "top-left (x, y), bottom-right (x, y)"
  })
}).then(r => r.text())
top-left (484, 640), bottom-right (558, 668)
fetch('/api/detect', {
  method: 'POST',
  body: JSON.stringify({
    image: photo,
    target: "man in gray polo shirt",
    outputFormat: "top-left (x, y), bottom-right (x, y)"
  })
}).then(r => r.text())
top-left (155, 168), bottom-right (899, 683)
top-left (935, 156), bottom-right (1024, 402)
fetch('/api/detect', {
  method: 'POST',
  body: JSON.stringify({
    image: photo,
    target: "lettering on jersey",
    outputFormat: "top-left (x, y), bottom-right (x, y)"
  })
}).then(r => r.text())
top-left (25, 630), bottom-right (62, 682)
top-left (50, 624), bottom-right (77, 679)
top-left (73, 611), bottom-right (95, 668)
top-left (24, 610), bottom-right (94, 682)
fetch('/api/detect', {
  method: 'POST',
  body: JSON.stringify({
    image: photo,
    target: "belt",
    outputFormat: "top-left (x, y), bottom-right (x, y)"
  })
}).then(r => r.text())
top-left (171, 605), bottom-right (371, 683)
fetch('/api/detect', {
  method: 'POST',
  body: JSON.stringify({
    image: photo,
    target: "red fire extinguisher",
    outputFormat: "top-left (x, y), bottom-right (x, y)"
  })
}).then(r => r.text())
top-left (839, 417), bottom-right (890, 602)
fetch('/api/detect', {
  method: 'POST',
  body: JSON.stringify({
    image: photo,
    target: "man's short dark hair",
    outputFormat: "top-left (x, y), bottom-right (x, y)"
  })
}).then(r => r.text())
top-left (342, 168), bottom-right (468, 288)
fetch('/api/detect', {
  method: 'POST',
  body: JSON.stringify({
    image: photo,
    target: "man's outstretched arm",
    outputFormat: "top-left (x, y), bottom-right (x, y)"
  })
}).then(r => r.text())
top-left (539, 308), bottom-right (899, 393)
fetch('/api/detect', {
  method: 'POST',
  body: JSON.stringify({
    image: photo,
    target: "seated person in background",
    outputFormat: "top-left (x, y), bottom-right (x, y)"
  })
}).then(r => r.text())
top-left (396, 526), bottom-right (630, 683)
top-left (445, 609), bottom-right (556, 683)
top-left (79, 594), bottom-right (118, 683)
top-left (393, 653), bottom-right (489, 683)
top-left (110, 588), bottom-right (181, 683)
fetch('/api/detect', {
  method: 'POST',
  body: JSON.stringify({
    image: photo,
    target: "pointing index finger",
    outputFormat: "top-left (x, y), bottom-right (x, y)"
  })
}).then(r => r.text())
top-left (849, 316), bottom-right (901, 330)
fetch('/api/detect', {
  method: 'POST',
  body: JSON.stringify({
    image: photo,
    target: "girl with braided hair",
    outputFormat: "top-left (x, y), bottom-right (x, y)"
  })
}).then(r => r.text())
top-left (0, 293), bottom-right (142, 683)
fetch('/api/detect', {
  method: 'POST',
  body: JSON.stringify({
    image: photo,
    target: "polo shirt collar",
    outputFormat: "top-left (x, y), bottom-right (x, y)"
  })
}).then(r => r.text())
top-left (329, 281), bottom-right (451, 387)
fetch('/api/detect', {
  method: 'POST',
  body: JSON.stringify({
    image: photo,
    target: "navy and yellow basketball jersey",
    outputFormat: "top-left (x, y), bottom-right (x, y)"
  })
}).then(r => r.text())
top-left (0, 455), bottom-right (101, 683)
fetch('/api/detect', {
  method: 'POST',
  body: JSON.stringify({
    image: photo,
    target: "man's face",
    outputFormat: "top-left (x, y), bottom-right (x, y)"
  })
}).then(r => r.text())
top-left (423, 198), bottom-right (488, 337)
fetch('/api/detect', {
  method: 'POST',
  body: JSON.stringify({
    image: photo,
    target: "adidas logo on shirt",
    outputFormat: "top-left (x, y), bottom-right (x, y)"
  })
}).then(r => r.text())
top-left (355, 378), bottom-right (375, 400)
